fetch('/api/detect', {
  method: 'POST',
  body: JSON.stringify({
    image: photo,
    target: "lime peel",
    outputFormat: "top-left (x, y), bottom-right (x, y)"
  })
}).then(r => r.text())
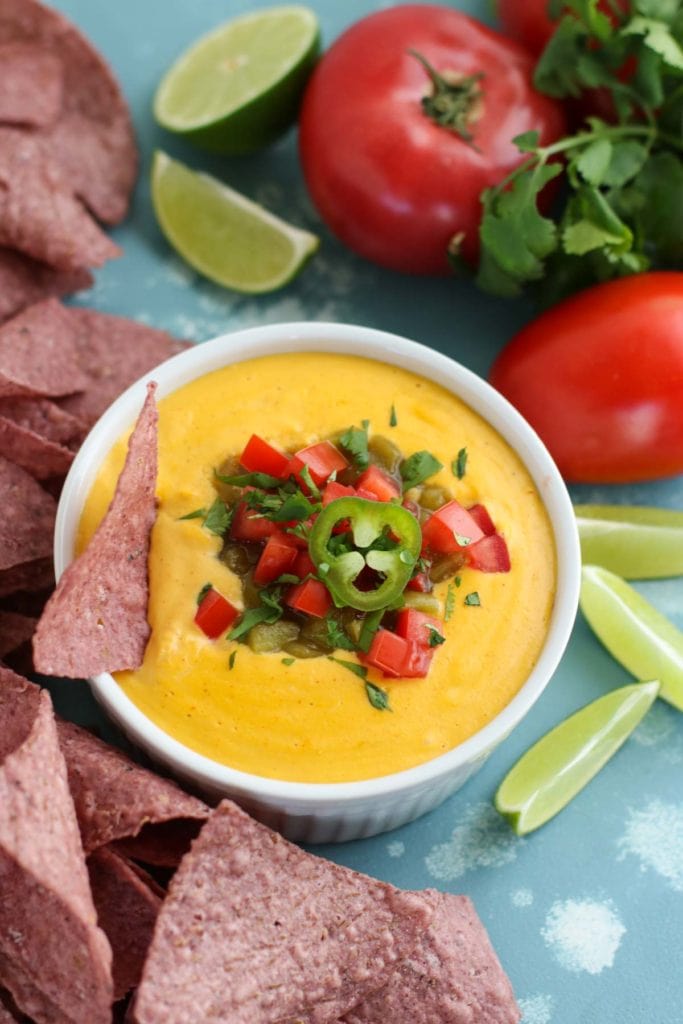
top-left (580, 565), bottom-right (683, 711)
top-left (575, 504), bottom-right (683, 579)
top-left (151, 151), bottom-right (318, 294)
top-left (495, 680), bottom-right (660, 835)
top-left (153, 5), bottom-right (320, 154)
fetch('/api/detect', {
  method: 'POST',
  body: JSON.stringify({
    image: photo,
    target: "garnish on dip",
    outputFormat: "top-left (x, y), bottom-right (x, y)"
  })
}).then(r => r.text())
top-left (184, 423), bottom-right (511, 703)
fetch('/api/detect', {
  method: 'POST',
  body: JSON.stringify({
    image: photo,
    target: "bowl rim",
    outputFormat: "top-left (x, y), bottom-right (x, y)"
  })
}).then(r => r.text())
top-left (55, 320), bottom-right (581, 805)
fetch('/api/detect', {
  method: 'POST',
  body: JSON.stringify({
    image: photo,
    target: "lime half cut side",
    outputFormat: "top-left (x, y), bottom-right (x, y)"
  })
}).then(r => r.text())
top-left (154, 5), bottom-right (320, 154)
top-left (495, 681), bottom-right (659, 835)
top-left (580, 565), bottom-right (683, 711)
top-left (151, 151), bottom-right (319, 294)
top-left (575, 504), bottom-right (683, 579)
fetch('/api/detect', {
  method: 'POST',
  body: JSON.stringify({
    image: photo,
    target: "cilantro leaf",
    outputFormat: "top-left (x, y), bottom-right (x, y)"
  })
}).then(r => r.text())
top-left (464, 592), bottom-right (481, 607)
top-left (281, 657), bottom-right (295, 666)
top-left (326, 617), bottom-right (357, 652)
top-left (228, 650), bottom-right (237, 670)
top-left (214, 470), bottom-right (283, 489)
top-left (179, 508), bottom-right (206, 521)
top-left (204, 498), bottom-right (232, 537)
top-left (389, 404), bottom-right (398, 427)
top-left (228, 605), bottom-right (279, 641)
top-left (427, 627), bottom-right (446, 647)
top-left (271, 491), bottom-right (318, 523)
top-left (338, 425), bottom-right (370, 470)
top-left (196, 582), bottom-right (213, 605)
top-left (328, 656), bottom-right (368, 680)
top-left (400, 450), bottom-right (444, 491)
top-left (365, 681), bottom-right (391, 712)
top-left (623, 16), bottom-right (683, 69)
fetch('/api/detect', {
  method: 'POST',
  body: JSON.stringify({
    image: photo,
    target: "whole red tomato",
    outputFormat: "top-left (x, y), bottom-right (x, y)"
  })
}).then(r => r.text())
top-left (495, 0), bottom-right (555, 55)
top-left (489, 273), bottom-right (683, 484)
top-left (298, 5), bottom-right (565, 274)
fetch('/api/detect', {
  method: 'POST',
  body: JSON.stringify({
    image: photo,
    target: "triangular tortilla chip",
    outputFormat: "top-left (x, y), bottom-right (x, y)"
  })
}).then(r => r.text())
top-left (59, 308), bottom-right (187, 427)
top-left (0, 42), bottom-right (63, 128)
top-left (0, 667), bottom-right (113, 1023)
top-left (0, 456), bottom-right (55, 572)
top-left (87, 847), bottom-right (162, 1001)
top-left (0, 247), bottom-right (91, 325)
top-left (56, 718), bottom-right (209, 856)
top-left (131, 801), bottom-right (433, 1024)
top-left (0, 128), bottom-right (120, 271)
top-left (0, 0), bottom-right (137, 225)
top-left (342, 891), bottom-right (520, 1024)
top-left (0, 299), bottom-right (89, 399)
top-left (33, 383), bottom-right (158, 677)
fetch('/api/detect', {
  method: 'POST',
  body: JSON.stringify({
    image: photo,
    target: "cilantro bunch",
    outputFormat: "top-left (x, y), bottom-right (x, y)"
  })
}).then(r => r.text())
top-left (477, 0), bottom-right (683, 304)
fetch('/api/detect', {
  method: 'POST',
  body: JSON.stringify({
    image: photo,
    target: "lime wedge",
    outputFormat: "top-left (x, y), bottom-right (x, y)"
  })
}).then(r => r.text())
top-left (153, 6), bottom-right (320, 154)
top-left (580, 565), bottom-right (683, 711)
top-left (151, 151), bottom-right (318, 293)
top-left (495, 681), bottom-right (659, 835)
top-left (575, 504), bottom-right (683, 579)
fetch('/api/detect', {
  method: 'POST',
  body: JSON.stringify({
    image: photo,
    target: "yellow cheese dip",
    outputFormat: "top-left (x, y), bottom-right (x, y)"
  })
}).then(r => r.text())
top-left (78, 352), bottom-right (556, 783)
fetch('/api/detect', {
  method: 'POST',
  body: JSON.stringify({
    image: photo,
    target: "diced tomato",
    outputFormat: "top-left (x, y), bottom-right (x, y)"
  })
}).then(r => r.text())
top-left (293, 550), bottom-right (317, 578)
top-left (364, 628), bottom-right (410, 678)
top-left (401, 641), bottom-right (435, 678)
top-left (253, 532), bottom-right (299, 585)
top-left (466, 533), bottom-right (511, 573)
top-left (239, 434), bottom-right (290, 477)
top-left (194, 588), bottom-right (239, 639)
top-left (467, 503), bottom-right (497, 536)
top-left (355, 464), bottom-right (400, 502)
top-left (395, 608), bottom-right (443, 648)
top-left (230, 499), bottom-right (279, 543)
top-left (421, 500), bottom-right (485, 555)
top-left (289, 441), bottom-right (349, 487)
top-left (285, 578), bottom-right (333, 618)
top-left (407, 570), bottom-right (432, 593)
top-left (356, 486), bottom-right (379, 501)
top-left (322, 481), bottom-right (357, 506)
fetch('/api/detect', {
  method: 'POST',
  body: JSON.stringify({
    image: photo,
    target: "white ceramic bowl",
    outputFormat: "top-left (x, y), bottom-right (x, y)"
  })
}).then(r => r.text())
top-left (55, 322), bottom-right (581, 843)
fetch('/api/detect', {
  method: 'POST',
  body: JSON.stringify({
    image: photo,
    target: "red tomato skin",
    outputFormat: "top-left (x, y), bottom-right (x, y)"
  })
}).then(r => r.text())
top-left (489, 273), bottom-right (683, 483)
top-left (290, 441), bottom-right (349, 487)
top-left (253, 532), bottom-right (299, 586)
top-left (495, 0), bottom-right (556, 55)
top-left (299, 5), bottom-right (565, 274)
top-left (355, 465), bottom-right (400, 502)
top-left (285, 578), bottom-right (333, 618)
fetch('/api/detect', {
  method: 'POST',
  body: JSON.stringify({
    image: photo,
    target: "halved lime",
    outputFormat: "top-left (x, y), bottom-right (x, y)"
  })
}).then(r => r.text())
top-left (495, 681), bottom-right (659, 835)
top-left (575, 504), bottom-right (683, 579)
top-left (154, 6), bottom-right (320, 154)
top-left (151, 151), bottom-right (318, 293)
top-left (580, 565), bottom-right (683, 711)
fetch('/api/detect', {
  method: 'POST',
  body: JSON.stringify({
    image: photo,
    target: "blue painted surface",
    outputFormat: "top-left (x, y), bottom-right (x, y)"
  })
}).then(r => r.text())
top-left (49, 2), bottom-right (683, 1020)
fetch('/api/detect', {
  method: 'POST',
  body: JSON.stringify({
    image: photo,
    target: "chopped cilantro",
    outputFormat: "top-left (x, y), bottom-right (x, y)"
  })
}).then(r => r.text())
top-left (328, 656), bottom-right (367, 680)
top-left (271, 491), bottom-right (318, 522)
top-left (179, 508), bottom-right (206, 521)
top-left (452, 447), bottom-right (468, 479)
top-left (228, 650), bottom-right (237, 670)
top-left (214, 470), bottom-right (282, 489)
top-left (281, 657), bottom-right (295, 666)
top-left (464, 591), bottom-right (481, 606)
top-left (427, 627), bottom-right (446, 647)
top-left (338, 424), bottom-right (370, 470)
top-left (454, 532), bottom-right (472, 547)
top-left (400, 450), bottom-right (444, 491)
top-left (445, 582), bottom-right (456, 622)
top-left (325, 617), bottom-right (356, 652)
top-left (204, 498), bottom-right (232, 537)
top-left (196, 582), bottom-right (213, 606)
top-left (455, 575), bottom-right (462, 587)
top-left (389, 404), bottom-right (398, 427)
top-left (365, 681), bottom-right (391, 712)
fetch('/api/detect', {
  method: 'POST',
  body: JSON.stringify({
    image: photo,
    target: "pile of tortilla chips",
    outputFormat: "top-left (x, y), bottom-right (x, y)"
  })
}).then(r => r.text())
top-left (0, 0), bottom-right (188, 667)
top-left (0, 662), bottom-right (522, 1023)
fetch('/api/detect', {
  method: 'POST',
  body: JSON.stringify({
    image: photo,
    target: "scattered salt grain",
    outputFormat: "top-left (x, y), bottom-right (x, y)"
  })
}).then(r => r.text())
top-left (617, 799), bottom-right (683, 893)
top-left (541, 899), bottom-right (625, 975)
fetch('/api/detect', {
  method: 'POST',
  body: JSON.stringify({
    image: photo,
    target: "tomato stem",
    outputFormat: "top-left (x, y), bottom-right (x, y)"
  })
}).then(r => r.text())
top-left (408, 49), bottom-right (484, 145)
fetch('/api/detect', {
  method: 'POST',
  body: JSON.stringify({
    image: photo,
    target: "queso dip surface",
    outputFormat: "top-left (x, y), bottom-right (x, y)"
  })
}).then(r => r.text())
top-left (79, 352), bottom-right (556, 783)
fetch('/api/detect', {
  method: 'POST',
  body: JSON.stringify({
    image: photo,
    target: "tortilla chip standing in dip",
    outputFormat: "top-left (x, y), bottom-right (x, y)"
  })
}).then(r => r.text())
top-left (33, 381), bottom-right (158, 677)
